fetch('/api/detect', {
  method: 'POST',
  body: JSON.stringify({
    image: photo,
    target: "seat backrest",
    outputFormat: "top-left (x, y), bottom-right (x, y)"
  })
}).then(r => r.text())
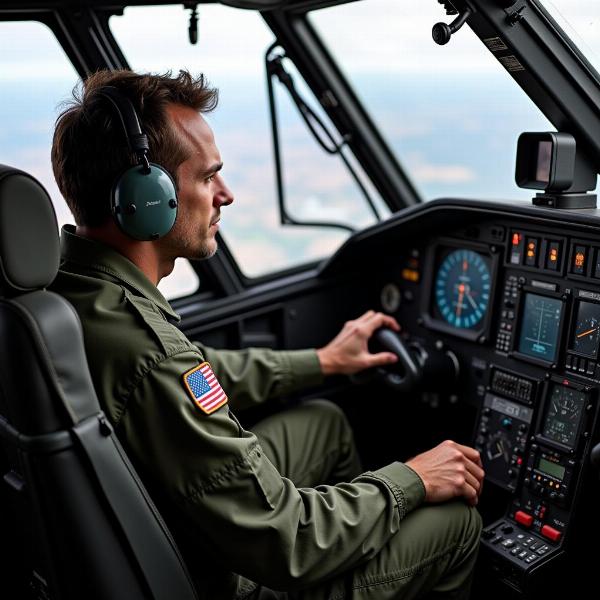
top-left (0, 165), bottom-right (198, 600)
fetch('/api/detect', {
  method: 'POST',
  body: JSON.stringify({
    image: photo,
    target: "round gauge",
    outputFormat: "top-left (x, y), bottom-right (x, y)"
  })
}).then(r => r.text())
top-left (434, 249), bottom-right (491, 329)
top-left (542, 386), bottom-right (585, 448)
top-left (572, 301), bottom-right (600, 358)
top-left (573, 316), bottom-right (600, 356)
top-left (381, 283), bottom-right (401, 313)
top-left (543, 392), bottom-right (583, 446)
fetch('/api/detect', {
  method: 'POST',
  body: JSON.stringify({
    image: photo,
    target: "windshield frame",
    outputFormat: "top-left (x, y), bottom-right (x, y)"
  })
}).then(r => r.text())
top-left (531, 0), bottom-right (600, 86)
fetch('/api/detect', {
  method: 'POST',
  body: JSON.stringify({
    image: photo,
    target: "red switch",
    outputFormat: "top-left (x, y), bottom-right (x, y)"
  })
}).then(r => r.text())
top-left (515, 511), bottom-right (533, 528)
top-left (541, 525), bottom-right (562, 542)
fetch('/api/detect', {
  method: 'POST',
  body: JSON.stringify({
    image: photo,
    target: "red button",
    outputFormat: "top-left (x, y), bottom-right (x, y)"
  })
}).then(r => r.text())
top-left (515, 511), bottom-right (533, 528)
top-left (541, 525), bottom-right (562, 542)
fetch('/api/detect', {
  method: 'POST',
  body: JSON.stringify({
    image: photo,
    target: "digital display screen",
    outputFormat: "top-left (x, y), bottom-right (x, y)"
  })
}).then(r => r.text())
top-left (490, 396), bottom-right (533, 423)
top-left (571, 301), bottom-right (600, 358)
top-left (542, 384), bottom-right (586, 448)
top-left (537, 457), bottom-right (566, 481)
top-left (517, 293), bottom-right (563, 363)
top-left (536, 141), bottom-right (553, 184)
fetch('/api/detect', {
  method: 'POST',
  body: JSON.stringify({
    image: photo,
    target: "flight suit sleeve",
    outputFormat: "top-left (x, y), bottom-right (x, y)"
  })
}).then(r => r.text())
top-left (193, 342), bottom-right (324, 411)
top-left (119, 350), bottom-right (425, 591)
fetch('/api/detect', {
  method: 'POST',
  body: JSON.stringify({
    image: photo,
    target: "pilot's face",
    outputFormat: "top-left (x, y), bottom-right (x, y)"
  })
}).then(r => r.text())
top-left (163, 104), bottom-right (233, 260)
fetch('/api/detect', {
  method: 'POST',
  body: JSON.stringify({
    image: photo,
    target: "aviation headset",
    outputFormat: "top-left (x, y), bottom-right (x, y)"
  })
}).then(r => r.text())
top-left (97, 86), bottom-right (178, 241)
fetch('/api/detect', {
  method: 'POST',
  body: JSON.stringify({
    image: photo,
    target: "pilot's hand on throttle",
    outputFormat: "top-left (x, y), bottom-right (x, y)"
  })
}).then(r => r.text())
top-left (406, 440), bottom-right (485, 507)
top-left (316, 310), bottom-right (400, 376)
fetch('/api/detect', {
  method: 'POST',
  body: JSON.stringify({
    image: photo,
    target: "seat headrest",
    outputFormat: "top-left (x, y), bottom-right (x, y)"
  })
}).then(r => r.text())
top-left (0, 164), bottom-right (60, 296)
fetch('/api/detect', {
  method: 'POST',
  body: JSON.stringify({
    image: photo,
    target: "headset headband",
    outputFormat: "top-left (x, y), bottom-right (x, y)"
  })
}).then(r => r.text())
top-left (97, 86), bottom-right (151, 172)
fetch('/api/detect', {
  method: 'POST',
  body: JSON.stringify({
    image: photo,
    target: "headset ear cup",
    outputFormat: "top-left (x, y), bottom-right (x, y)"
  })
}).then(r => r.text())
top-left (111, 163), bottom-right (178, 241)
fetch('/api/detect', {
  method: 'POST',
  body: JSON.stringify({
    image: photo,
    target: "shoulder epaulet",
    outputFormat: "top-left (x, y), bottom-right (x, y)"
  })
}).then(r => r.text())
top-left (123, 288), bottom-right (195, 357)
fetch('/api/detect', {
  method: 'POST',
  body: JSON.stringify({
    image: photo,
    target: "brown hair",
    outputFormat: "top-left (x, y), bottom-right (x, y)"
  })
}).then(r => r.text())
top-left (51, 69), bottom-right (218, 226)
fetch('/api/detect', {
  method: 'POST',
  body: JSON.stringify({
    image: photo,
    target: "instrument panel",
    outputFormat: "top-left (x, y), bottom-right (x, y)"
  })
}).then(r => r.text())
top-left (322, 200), bottom-right (600, 595)
top-left (367, 212), bottom-right (600, 596)
top-left (420, 228), bottom-right (600, 379)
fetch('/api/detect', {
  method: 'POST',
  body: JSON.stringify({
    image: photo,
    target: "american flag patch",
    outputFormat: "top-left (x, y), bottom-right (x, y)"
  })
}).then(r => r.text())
top-left (182, 362), bottom-right (228, 415)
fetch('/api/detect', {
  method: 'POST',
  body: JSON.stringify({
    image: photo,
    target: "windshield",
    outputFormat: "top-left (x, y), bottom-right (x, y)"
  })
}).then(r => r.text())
top-left (310, 0), bottom-right (552, 202)
top-left (536, 0), bottom-right (600, 79)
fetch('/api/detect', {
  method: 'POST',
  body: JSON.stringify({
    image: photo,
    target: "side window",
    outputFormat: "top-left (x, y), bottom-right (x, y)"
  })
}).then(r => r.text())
top-left (110, 5), bottom-right (387, 278)
top-left (0, 20), bottom-right (198, 300)
top-left (0, 21), bottom-right (78, 228)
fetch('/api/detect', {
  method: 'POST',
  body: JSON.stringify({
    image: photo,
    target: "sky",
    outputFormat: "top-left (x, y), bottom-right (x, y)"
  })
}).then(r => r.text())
top-left (0, 0), bottom-right (598, 291)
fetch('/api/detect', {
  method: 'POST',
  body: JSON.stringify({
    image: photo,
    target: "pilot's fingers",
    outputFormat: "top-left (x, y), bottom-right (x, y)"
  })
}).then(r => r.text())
top-left (464, 469), bottom-right (482, 495)
top-left (364, 352), bottom-right (398, 368)
top-left (353, 310), bottom-right (376, 322)
top-left (455, 443), bottom-right (483, 467)
top-left (363, 312), bottom-right (401, 333)
top-left (464, 458), bottom-right (485, 485)
top-left (462, 480), bottom-right (479, 506)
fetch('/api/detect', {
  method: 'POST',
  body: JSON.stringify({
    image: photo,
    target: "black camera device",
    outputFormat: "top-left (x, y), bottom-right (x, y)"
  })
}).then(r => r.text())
top-left (515, 132), bottom-right (597, 209)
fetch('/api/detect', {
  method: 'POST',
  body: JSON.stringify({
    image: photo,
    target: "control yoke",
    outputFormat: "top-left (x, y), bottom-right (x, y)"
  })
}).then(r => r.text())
top-left (373, 329), bottom-right (423, 392)
top-left (372, 329), bottom-right (460, 393)
top-left (432, 7), bottom-right (473, 45)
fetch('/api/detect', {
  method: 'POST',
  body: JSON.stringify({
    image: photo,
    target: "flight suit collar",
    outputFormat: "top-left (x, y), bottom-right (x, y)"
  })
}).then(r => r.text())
top-left (59, 225), bottom-right (181, 323)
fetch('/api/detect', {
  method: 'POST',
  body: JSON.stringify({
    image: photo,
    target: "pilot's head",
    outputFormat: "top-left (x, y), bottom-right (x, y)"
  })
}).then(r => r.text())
top-left (52, 69), bottom-right (234, 262)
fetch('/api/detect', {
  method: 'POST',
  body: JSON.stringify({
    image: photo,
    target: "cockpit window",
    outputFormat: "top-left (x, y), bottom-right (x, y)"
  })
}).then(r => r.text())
top-left (0, 21), bottom-right (78, 228)
top-left (309, 0), bottom-right (552, 202)
top-left (110, 4), bottom-right (386, 279)
top-left (536, 0), bottom-right (600, 79)
top-left (0, 20), bottom-right (200, 301)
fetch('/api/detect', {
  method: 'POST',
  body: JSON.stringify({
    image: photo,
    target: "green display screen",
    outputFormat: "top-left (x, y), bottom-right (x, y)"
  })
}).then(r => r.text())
top-left (537, 457), bottom-right (565, 480)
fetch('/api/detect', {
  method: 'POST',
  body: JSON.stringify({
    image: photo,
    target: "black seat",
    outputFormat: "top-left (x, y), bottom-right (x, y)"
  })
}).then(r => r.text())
top-left (0, 164), bottom-right (198, 600)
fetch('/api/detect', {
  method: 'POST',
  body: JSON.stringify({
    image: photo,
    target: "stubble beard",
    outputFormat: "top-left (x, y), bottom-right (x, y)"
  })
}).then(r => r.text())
top-left (182, 227), bottom-right (218, 261)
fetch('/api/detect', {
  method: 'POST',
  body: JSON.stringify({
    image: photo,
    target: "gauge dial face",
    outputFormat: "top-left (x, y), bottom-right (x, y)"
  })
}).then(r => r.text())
top-left (434, 249), bottom-right (491, 329)
top-left (542, 385), bottom-right (586, 448)
top-left (572, 301), bottom-right (600, 358)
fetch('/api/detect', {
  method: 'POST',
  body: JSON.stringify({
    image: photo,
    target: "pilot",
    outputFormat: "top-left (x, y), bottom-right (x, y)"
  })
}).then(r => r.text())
top-left (50, 69), bottom-right (484, 599)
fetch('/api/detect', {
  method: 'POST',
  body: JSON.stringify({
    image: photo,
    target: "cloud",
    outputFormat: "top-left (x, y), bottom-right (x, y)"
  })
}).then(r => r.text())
top-left (411, 162), bottom-right (476, 184)
top-left (0, 22), bottom-right (78, 81)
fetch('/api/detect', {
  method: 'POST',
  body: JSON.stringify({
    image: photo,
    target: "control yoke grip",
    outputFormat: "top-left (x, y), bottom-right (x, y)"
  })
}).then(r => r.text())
top-left (373, 328), bottom-right (422, 392)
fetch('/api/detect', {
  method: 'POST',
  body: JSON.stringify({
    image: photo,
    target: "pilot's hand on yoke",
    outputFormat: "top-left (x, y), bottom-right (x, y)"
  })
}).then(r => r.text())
top-left (406, 440), bottom-right (485, 506)
top-left (316, 310), bottom-right (400, 376)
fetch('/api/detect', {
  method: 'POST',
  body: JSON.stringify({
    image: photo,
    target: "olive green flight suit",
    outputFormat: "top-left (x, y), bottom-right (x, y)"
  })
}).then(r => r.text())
top-left (50, 225), bottom-right (481, 600)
